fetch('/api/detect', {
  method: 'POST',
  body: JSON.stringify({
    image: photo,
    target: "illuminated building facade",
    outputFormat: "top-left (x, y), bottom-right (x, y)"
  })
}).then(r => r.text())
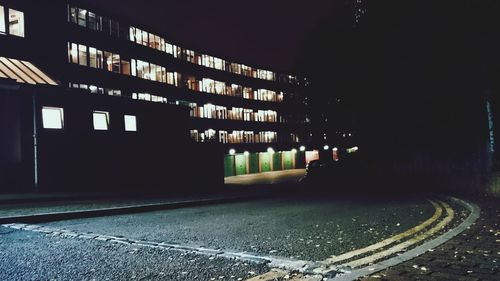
top-left (0, 0), bottom-right (309, 192)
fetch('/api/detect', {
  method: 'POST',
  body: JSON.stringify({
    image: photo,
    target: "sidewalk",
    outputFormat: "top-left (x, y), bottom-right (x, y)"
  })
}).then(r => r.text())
top-left (0, 170), bottom-right (305, 224)
top-left (359, 196), bottom-right (500, 281)
top-left (0, 187), bottom-right (279, 224)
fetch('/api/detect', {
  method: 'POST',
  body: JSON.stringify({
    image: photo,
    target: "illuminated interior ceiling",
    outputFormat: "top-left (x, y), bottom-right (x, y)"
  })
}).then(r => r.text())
top-left (0, 56), bottom-right (58, 85)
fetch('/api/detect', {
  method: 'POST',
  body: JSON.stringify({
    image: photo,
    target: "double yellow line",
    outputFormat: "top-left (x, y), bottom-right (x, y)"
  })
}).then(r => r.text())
top-left (317, 199), bottom-right (454, 272)
top-left (247, 198), bottom-right (455, 280)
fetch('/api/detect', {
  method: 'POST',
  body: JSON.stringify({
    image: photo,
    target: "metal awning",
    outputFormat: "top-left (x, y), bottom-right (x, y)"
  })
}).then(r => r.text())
top-left (0, 56), bottom-right (58, 86)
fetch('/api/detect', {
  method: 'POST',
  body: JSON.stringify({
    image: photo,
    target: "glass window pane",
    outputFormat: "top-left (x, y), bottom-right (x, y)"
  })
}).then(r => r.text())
top-left (121, 60), bottom-right (130, 75)
top-left (131, 59), bottom-right (136, 76)
top-left (42, 107), bottom-right (64, 129)
top-left (135, 28), bottom-right (142, 44)
top-left (88, 12), bottom-right (97, 30)
top-left (96, 50), bottom-right (103, 69)
top-left (110, 20), bottom-right (119, 37)
top-left (141, 30), bottom-right (148, 46)
top-left (69, 7), bottom-right (77, 24)
top-left (9, 9), bottom-right (24, 37)
top-left (78, 44), bottom-right (87, 66)
top-left (111, 54), bottom-right (120, 73)
top-left (129, 27), bottom-right (135, 41)
top-left (93, 111), bottom-right (109, 130)
top-left (0, 6), bottom-right (5, 34)
top-left (103, 51), bottom-right (112, 71)
top-left (89, 47), bottom-right (97, 68)
top-left (77, 9), bottom-right (86, 27)
top-left (71, 43), bottom-right (79, 64)
top-left (124, 115), bottom-right (137, 132)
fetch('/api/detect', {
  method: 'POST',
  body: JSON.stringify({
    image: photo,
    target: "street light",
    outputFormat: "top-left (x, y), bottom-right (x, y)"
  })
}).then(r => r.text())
top-left (300, 146), bottom-right (306, 152)
top-left (323, 145), bottom-right (329, 151)
top-left (229, 149), bottom-right (236, 155)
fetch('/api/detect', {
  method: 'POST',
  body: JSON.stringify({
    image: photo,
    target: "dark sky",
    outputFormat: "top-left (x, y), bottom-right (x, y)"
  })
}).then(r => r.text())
top-left (80, 0), bottom-right (345, 73)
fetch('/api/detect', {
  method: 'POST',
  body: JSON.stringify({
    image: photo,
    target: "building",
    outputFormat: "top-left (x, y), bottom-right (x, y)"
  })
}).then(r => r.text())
top-left (0, 0), bottom-right (310, 193)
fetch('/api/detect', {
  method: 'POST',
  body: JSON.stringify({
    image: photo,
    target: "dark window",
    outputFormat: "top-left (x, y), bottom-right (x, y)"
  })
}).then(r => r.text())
top-left (77, 9), bottom-right (87, 27)
top-left (88, 12), bottom-right (100, 31)
top-left (110, 20), bottom-right (119, 37)
top-left (69, 6), bottom-right (77, 24)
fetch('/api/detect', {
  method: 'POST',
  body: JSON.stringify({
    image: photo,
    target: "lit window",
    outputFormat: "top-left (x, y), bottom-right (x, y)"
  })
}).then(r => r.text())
top-left (9, 9), bottom-right (24, 37)
top-left (0, 6), bottom-right (5, 34)
top-left (124, 115), bottom-right (137, 132)
top-left (111, 54), bottom-right (120, 73)
top-left (93, 111), bottom-right (109, 131)
top-left (121, 60), bottom-right (130, 75)
top-left (129, 27), bottom-right (135, 41)
top-left (89, 47), bottom-right (97, 68)
top-left (42, 107), bottom-right (64, 129)
top-left (78, 44), bottom-right (87, 66)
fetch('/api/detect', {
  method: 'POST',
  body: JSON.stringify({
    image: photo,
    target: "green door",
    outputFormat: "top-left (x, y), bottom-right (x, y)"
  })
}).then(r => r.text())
top-left (260, 153), bottom-right (271, 172)
top-left (235, 154), bottom-right (247, 175)
top-left (283, 152), bottom-right (293, 170)
top-left (273, 152), bottom-right (282, 171)
top-left (249, 153), bottom-right (259, 174)
top-left (224, 155), bottom-right (235, 177)
top-left (296, 151), bottom-right (306, 168)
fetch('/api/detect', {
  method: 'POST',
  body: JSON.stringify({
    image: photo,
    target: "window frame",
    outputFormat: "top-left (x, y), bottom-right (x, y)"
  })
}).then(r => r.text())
top-left (0, 5), bottom-right (5, 35)
top-left (8, 8), bottom-right (25, 37)
top-left (42, 107), bottom-right (65, 130)
top-left (92, 110), bottom-right (110, 131)
top-left (124, 115), bottom-right (137, 132)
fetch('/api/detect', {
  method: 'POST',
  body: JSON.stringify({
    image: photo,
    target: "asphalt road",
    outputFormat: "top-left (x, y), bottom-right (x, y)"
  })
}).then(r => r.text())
top-left (0, 195), bottom-right (435, 280)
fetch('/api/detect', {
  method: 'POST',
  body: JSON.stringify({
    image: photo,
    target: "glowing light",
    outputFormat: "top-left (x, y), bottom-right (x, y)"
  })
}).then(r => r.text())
top-left (229, 149), bottom-right (236, 155)
top-left (267, 147), bottom-right (275, 154)
top-left (347, 146), bottom-right (359, 153)
top-left (332, 147), bottom-right (338, 152)
top-left (323, 145), bottom-right (330, 151)
top-left (291, 149), bottom-right (298, 154)
top-left (300, 146), bottom-right (306, 152)
top-left (244, 151), bottom-right (250, 156)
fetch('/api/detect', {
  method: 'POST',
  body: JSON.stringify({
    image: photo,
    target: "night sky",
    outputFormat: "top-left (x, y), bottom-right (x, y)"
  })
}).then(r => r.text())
top-left (80, 0), bottom-right (346, 73)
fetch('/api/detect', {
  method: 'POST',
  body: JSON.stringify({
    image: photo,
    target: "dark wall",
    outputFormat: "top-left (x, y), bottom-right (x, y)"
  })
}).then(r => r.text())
top-left (33, 88), bottom-right (223, 192)
top-left (0, 84), bottom-right (223, 193)
top-left (0, 84), bottom-right (33, 192)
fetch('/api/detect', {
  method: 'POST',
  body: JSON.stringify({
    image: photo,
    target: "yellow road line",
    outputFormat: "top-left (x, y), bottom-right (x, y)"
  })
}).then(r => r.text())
top-left (245, 269), bottom-right (288, 281)
top-left (322, 199), bottom-right (443, 265)
top-left (345, 201), bottom-right (454, 268)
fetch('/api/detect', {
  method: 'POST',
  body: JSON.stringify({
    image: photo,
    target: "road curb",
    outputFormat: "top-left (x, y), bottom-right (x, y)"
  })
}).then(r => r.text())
top-left (0, 195), bottom-right (260, 224)
top-left (327, 196), bottom-right (481, 281)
